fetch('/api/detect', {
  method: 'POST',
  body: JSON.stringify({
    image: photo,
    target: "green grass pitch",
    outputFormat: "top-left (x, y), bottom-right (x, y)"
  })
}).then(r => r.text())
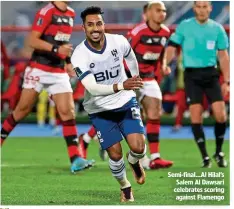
top-left (1, 137), bottom-right (230, 205)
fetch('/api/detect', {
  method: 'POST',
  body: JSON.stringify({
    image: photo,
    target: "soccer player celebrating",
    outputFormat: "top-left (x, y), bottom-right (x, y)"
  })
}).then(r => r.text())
top-left (71, 6), bottom-right (146, 202)
top-left (78, 3), bottom-right (151, 162)
top-left (163, 1), bottom-right (229, 167)
top-left (127, 1), bottom-right (173, 169)
top-left (1, 1), bottom-right (94, 172)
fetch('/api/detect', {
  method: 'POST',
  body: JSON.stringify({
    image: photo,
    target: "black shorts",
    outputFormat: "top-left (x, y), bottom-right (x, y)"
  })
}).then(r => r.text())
top-left (184, 66), bottom-right (223, 105)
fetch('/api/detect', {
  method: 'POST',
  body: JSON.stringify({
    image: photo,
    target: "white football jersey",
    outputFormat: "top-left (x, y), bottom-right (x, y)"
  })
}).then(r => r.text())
top-left (71, 33), bottom-right (136, 114)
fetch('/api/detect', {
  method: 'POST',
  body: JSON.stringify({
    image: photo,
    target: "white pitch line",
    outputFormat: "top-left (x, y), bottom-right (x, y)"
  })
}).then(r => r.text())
top-left (1, 163), bottom-right (44, 167)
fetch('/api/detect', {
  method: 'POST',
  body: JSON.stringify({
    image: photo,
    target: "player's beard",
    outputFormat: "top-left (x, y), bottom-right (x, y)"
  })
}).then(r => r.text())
top-left (87, 33), bottom-right (105, 49)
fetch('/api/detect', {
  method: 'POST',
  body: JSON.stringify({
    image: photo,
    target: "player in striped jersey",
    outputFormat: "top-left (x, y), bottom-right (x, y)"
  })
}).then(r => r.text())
top-left (127, 1), bottom-right (173, 169)
top-left (1, 1), bottom-right (94, 172)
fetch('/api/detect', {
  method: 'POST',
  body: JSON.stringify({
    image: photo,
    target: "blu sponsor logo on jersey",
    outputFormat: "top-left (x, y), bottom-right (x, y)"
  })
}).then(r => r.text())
top-left (93, 49), bottom-right (120, 82)
top-left (94, 69), bottom-right (119, 82)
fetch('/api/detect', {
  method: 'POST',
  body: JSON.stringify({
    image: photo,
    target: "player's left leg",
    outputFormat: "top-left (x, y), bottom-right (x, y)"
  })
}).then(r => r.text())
top-left (117, 99), bottom-right (146, 184)
top-left (142, 96), bottom-right (173, 169)
top-left (211, 101), bottom-right (227, 167)
top-left (205, 79), bottom-right (228, 167)
top-left (90, 112), bottom-right (134, 202)
top-left (126, 133), bottom-right (146, 185)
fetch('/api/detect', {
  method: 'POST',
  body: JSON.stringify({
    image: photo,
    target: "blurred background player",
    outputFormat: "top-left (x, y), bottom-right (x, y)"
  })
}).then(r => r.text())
top-left (37, 89), bottom-right (56, 128)
top-left (1, 1), bottom-right (94, 172)
top-left (72, 6), bottom-right (146, 202)
top-left (164, 1), bottom-right (229, 167)
top-left (127, 1), bottom-right (173, 169)
top-left (142, 3), bottom-right (149, 22)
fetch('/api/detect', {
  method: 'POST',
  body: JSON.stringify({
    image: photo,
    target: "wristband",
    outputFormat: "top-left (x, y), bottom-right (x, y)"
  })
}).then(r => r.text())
top-left (117, 83), bottom-right (124, 91)
top-left (52, 45), bottom-right (59, 54)
top-left (66, 57), bottom-right (71, 64)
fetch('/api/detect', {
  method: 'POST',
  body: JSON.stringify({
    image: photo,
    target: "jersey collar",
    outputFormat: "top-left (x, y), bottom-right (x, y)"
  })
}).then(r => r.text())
top-left (84, 35), bottom-right (107, 54)
top-left (146, 21), bottom-right (162, 33)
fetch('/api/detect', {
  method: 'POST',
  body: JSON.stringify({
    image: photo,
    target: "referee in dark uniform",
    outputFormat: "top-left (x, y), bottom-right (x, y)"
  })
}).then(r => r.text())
top-left (162, 1), bottom-right (229, 167)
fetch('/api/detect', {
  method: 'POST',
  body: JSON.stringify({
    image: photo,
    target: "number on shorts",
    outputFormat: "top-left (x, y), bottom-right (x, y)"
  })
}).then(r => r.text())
top-left (97, 131), bottom-right (104, 143)
top-left (131, 107), bottom-right (141, 120)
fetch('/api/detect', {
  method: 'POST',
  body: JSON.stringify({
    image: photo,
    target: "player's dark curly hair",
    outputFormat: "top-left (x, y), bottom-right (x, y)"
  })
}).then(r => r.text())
top-left (80, 6), bottom-right (104, 23)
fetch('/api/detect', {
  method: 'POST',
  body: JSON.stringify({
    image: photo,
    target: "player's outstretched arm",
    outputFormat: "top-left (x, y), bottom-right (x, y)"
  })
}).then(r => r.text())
top-left (79, 72), bottom-right (143, 96)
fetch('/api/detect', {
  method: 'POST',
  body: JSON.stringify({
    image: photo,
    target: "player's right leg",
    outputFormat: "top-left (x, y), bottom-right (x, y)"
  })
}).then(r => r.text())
top-left (106, 143), bottom-right (134, 202)
top-left (89, 112), bottom-right (134, 202)
top-left (184, 70), bottom-right (210, 167)
top-left (140, 80), bottom-right (173, 169)
top-left (1, 88), bottom-right (39, 146)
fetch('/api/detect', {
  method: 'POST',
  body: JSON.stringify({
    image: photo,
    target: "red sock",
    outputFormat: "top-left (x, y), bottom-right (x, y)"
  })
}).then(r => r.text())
top-left (62, 119), bottom-right (81, 162)
top-left (88, 126), bottom-right (96, 138)
top-left (1, 114), bottom-right (17, 146)
top-left (146, 119), bottom-right (160, 154)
